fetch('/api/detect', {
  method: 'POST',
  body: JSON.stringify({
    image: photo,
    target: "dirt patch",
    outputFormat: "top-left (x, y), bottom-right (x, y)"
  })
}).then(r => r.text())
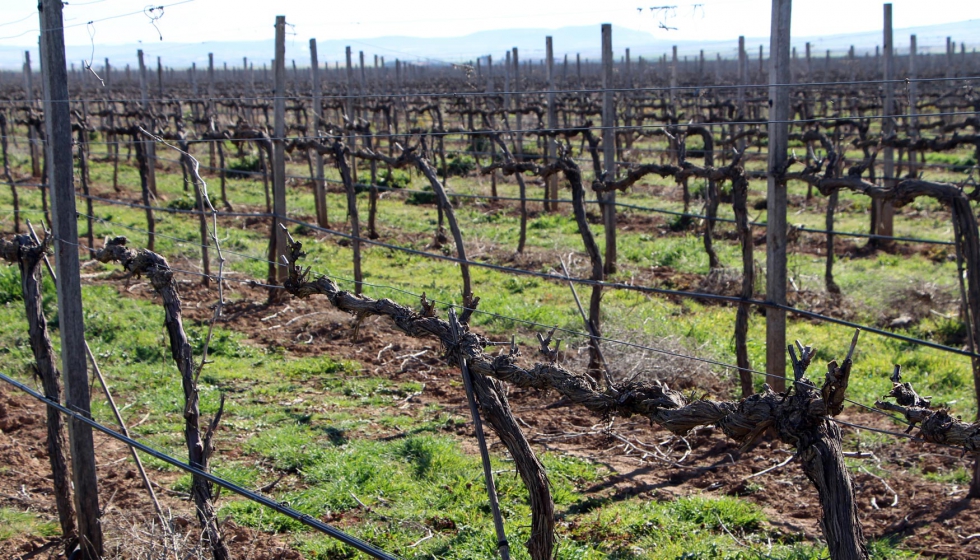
top-left (0, 387), bottom-right (304, 560)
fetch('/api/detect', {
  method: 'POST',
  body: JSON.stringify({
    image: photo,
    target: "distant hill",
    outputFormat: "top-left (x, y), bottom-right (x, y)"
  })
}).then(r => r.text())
top-left (0, 20), bottom-right (976, 71)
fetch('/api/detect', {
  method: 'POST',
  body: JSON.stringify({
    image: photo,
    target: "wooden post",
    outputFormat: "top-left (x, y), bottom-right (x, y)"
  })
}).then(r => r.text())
top-left (77, 127), bottom-right (93, 258)
top-left (601, 24), bottom-right (616, 276)
top-left (513, 47), bottom-right (522, 166)
top-left (546, 37), bottom-right (558, 212)
top-left (669, 46), bottom-right (679, 169)
top-left (24, 51), bottom-right (43, 179)
top-left (207, 53), bottom-right (215, 169)
top-left (137, 50), bottom-right (156, 196)
top-left (960, 42), bottom-right (967, 77)
top-left (504, 50), bottom-right (511, 110)
top-left (359, 50), bottom-right (366, 102)
top-left (105, 57), bottom-right (122, 192)
top-left (486, 55), bottom-right (497, 198)
top-left (344, 47), bottom-right (359, 184)
top-left (156, 56), bottom-right (163, 98)
top-left (759, 44), bottom-right (765, 80)
top-left (877, 4), bottom-right (896, 247)
top-left (909, 35), bottom-right (919, 146)
top-left (670, 45), bottom-right (677, 108)
top-left (805, 42), bottom-right (812, 80)
top-left (136, 49), bottom-right (147, 100)
top-left (23, 51), bottom-right (34, 105)
top-left (396, 59), bottom-right (406, 138)
top-left (946, 37), bottom-right (953, 79)
top-left (624, 48), bottom-right (633, 153)
top-left (310, 39), bottom-right (328, 227)
top-left (737, 36), bottom-right (746, 153)
top-left (271, 16), bottom-right (288, 284)
top-left (765, 0), bottom-right (791, 392)
top-left (360, 50), bottom-right (378, 235)
top-left (38, 0), bottom-right (104, 556)
top-left (486, 54), bottom-right (493, 93)
top-left (345, 46), bottom-right (354, 120)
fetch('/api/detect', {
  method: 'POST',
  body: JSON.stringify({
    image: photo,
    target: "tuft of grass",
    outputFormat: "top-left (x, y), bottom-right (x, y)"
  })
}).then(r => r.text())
top-left (0, 266), bottom-right (23, 305)
top-left (0, 508), bottom-right (60, 541)
top-left (921, 466), bottom-right (971, 485)
top-left (868, 536), bottom-right (918, 559)
top-left (244, 426), bottom-right (330, 472)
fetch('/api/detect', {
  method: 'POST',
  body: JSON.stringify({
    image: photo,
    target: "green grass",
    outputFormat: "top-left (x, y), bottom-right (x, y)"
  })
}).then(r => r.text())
top-left (0, 261), bottom-right (835, 558)
top-left (0, 508), bottom-right (60, 541)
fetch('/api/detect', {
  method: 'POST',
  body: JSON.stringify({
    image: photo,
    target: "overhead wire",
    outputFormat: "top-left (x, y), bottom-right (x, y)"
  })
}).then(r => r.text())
top-left (0, 0), bottom-right (197, 41)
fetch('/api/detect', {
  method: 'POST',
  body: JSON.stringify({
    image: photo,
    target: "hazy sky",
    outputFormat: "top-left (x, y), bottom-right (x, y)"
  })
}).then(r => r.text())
top-left (0, 0), bottom-right (977, 48)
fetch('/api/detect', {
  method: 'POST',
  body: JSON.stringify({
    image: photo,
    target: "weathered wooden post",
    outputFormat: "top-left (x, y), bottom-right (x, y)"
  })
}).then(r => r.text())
top-left (156, 55), bottom-right (163, 98)
top-left (345, 46), bottom-right (358, 184)
top-left (908, 35), bottom-right (919, 176)
top-left (137, 49), bottom-right (157, 196)
top-left (805, 41), bottom-right (812, 80)
top-left (601, 24), bottom-right (617, 275)
top-left (207, 53), bottom-right (215, 169)
top-left (875, 3), bottom-right (896, 247)
top-left (546, 36), bottom-right (558, 212)
top-left (486, 55), bottom-right (498, 198)
top-left (38, 0), bottom-right (104, 556)
top-left (104, 57), bottom-right (122, 192)
top-left (737, 36), bottom-right (746, 153)
top-left (499, 51), bottom-right (508, 108)
top-left (310, 39), bottom-right (328, 227)
top-left (759, 44), bottom-right (765, 80)
top-left (512, 47), bottom-right (522, 165)
top-left (765, 0), bottom-right (791, 391)
top-left (24, 51), bottom-right (43, 178)
top-left (946, 36), bottom-right (953, 79)
top-left (670, 44), bottom-right (677, 108)
top-left (271, 16), bottom-right (288, 283)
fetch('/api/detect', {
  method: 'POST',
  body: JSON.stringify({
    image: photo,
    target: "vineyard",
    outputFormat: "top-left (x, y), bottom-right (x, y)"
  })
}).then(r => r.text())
top-left (1, 2), bottom-right (980, 559)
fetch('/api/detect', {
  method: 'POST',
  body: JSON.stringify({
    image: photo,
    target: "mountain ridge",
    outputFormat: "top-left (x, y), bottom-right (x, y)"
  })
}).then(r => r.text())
top-left (0, 19), bottom-right (975, 71)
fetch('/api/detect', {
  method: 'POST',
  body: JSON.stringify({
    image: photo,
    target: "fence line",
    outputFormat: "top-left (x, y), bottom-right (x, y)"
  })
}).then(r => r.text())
top-left (4, 74), bottom-right (978, 105)
top-left (5, 109), bottom-right (979, 145)
top-left (7, 170), bottom-right (962, 248)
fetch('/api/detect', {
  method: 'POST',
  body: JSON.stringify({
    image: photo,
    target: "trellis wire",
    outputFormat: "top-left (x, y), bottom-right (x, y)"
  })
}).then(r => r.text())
top-left (4, 74), bottom-right (977, 105)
